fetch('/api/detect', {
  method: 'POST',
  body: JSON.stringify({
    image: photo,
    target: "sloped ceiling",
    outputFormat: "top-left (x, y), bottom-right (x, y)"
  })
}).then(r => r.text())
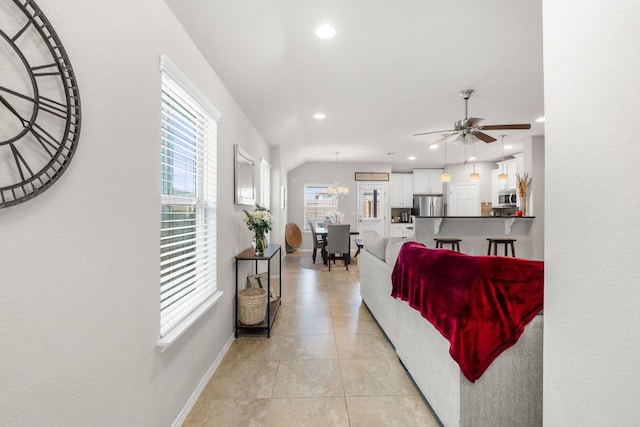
top-left (165, 0), bottom-right (544, 171)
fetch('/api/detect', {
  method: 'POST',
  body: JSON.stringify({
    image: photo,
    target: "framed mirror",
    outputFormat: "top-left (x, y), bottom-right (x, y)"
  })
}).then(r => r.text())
top-left (234, 144), bottom-right (256, 205)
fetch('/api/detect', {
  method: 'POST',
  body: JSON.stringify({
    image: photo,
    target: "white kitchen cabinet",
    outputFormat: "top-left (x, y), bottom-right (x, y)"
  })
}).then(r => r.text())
top-left (413, 168), bottom-right (444, 194)
top-left (491, 169), bottom-right (500, 206)
top-left (507, 159), bottom-right (518, 188)
top-left (389, 173), bottom-right (413, 207)
top-left (401, 174), bottom-right (413, 205)
top-left (413, 169), bottom-right (428, 193)
top-left (429, 169), bottom-right (444, 194)
top-left (389, 175), bottom-right (402, 207)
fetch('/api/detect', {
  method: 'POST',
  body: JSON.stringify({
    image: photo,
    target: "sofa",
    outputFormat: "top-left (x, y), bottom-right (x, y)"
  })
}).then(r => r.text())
top-left (359, 231), bottom-right (543, 427)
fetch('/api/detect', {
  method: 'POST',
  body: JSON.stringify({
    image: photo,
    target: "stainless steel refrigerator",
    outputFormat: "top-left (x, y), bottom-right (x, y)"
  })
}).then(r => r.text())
top-left (413, 194), bottom-right (444, 217)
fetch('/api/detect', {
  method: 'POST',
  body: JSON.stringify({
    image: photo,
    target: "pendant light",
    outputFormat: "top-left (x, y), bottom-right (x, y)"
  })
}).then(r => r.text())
top-left (469, 141), bottom-right (480, 181)
top-left (498, 135), bottom-right (508, 182)
top-left (441, 136), bottom-right (451, 182)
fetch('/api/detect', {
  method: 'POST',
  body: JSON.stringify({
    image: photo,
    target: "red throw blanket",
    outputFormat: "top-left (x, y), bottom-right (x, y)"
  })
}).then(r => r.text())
top-left (391, 241), bottom-right (543, 382)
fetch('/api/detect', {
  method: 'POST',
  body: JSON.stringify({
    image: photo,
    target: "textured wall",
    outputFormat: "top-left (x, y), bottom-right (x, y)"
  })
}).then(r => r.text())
top-left (543, 1), bottom-right (640, 425)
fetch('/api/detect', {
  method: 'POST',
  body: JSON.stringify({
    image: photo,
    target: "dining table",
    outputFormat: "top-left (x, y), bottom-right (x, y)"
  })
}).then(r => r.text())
top-left (313, 224), bottom-right (359, 265)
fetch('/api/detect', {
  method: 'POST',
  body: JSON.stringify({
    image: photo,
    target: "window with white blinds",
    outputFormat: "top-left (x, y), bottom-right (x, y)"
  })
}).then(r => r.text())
top-left (260, 158), bottom-right (271, 210)
top-left (303, 184), bottom-right (337, 231)
top-left (159, 55), bottom-right (221, 340)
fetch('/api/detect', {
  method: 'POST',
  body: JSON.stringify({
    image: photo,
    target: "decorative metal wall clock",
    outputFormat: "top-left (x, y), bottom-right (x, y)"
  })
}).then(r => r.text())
top-left (0, 0), bottom-right (81, 208)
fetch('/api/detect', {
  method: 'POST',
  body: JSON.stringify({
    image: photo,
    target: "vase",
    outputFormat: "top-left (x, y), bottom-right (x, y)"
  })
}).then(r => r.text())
top-left (252, 234), bottom-right (267, 255)
top-left (519, 194), bottom-right (527, 216)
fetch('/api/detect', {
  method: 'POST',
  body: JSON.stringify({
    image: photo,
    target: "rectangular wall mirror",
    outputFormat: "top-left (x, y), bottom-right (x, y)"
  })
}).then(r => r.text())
top-left (234, 144), bottom-right (256, 205)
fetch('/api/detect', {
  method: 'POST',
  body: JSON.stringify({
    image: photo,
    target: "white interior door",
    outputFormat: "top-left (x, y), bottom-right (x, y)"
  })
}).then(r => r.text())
top-left (357, 183), bottom-right (387, 236)
top-left (450, 183), bottom-right (479, 216)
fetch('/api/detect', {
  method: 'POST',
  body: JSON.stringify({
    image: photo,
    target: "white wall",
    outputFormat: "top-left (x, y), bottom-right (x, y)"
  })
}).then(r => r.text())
top-left (0, 1), bottom-right (272, 425)
top-left (543, 1), bottom-right (640, 425)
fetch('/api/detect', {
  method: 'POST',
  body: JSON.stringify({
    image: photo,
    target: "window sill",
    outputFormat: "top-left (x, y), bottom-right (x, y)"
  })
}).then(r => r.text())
top-left (156, 290), bottom-right (223, 353)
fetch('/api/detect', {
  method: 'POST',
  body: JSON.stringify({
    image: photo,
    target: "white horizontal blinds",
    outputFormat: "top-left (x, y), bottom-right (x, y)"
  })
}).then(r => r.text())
top-left (160, 55), bottom-right (219, 338)
top-left (260, 158), bottom-right (271, 210)
top-left (304, 184), bottom-right (337, 231)
top-left (260, 159), bottom-right (271, 240)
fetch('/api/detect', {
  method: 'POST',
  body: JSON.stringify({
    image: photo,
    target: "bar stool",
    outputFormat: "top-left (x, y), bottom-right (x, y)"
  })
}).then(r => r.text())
top-left (486, 238), bottom-right (517, 257)
top-left (434, 238), bottom-right (462, 252)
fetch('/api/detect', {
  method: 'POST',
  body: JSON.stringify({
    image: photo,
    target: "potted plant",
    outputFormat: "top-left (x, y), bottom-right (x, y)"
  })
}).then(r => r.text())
top-left (243, 204), bottom-right (272, 255)
top-left (515, 173), bottom-right (532, 216)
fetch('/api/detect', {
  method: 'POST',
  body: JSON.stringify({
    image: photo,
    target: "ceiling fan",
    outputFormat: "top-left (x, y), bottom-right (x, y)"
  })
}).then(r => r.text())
top-left (413, 89), bottom-right (531, 145)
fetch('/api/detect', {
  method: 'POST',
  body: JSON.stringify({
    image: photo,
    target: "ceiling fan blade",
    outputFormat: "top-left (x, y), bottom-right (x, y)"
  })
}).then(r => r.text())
top-left (479, 124), bottom-right (531, 130)
top-left (466, 117), bottom-right (484, 128)
top-left (471, 131), bottom-right (497, 143)
top-left (413, 129), bottom-right (455, 136)
top-left (430, 132), bottom-right (458, 145)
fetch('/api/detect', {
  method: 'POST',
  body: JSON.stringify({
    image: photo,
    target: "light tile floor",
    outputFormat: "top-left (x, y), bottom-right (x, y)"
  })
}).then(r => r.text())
top-left (183, 251), bottom-right (440, 427)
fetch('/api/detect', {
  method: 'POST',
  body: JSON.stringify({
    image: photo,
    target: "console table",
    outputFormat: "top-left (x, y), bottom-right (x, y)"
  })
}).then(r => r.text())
top-left (234, 244), bottom-right (282, 337)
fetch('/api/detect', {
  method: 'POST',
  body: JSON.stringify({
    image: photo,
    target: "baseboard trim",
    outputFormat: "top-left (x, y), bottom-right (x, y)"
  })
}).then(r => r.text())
top-left (171, 332), bottom-right (235, 427)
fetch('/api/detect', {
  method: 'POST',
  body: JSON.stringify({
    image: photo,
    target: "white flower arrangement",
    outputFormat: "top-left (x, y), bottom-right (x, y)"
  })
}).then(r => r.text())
top-left (242, 204), bottom-right (272, 236)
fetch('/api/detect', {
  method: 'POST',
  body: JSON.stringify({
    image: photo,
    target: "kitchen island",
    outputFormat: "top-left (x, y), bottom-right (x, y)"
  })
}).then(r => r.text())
top-left (413, 216), bottom-right (542, 260)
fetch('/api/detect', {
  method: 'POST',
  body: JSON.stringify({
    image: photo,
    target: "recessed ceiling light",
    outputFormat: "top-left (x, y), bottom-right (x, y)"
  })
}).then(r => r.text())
top-left (429, 144), bottom-right (438, 150)
top-left (313, 113), bottom-right (326, 120)
top-left (535, 117), bottom-right (545, 123)
top-left (409, 156), bottom-right (416, 161)
top-left (504, 145), bottom-right (513, 149)
top-left (468, 156), bottom-right (476, 161)
top-left (315, 24), bottom-right (336, 39)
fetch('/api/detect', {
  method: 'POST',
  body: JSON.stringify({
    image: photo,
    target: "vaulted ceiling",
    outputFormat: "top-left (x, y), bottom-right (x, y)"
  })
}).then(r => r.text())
top-left (165, 0), bottom-right (544, 172)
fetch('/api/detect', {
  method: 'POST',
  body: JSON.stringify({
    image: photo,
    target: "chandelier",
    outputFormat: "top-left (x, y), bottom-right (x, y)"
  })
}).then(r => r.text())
top-left (325, 152), bottom-right (350, 200)
top-left (325, 184), bottom-right (350, 200)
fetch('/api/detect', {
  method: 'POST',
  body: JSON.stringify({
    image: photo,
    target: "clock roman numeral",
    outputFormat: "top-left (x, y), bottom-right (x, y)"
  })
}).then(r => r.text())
top-left (38, 96), bottom-right (68, 119)
top-left (31, 63), bottom-right (61, 77)
top-left (10, 143), bottom-right (35, 182)
top-left (29, 123), bottom-right (64, 157)
top-left (0, 86), bottom-right (70, 120)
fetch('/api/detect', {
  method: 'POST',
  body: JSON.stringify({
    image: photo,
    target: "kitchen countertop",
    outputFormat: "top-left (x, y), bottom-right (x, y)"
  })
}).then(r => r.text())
top-left (412, 216), bottom-right (541, 259)
top-left (415, 216), bottom-right (535, 219)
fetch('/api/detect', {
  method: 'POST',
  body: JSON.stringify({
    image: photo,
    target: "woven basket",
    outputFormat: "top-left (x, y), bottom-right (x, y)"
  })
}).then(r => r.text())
top-left (238, 287), bottom-right (268, 325)
top-left (285, 223), bottom-right (302, 251)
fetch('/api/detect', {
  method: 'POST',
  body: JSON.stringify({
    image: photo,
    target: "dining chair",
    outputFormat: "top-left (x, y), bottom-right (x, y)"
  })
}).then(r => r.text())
top-left (326, 224), bottom-right (350, 271)
top-left (309, 221), bottom-right (325, 264)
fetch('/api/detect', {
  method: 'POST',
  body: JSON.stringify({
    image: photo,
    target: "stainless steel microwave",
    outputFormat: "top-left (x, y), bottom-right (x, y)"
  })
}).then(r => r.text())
top-left (498, 189), bottom-right (517, 206)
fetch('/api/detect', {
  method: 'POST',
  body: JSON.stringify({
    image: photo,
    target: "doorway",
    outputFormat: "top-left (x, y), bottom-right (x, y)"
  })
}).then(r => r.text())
top-left (449, 183), bottom-right (479, 216)
top-left (356, 183), bottom-right (387, 235)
